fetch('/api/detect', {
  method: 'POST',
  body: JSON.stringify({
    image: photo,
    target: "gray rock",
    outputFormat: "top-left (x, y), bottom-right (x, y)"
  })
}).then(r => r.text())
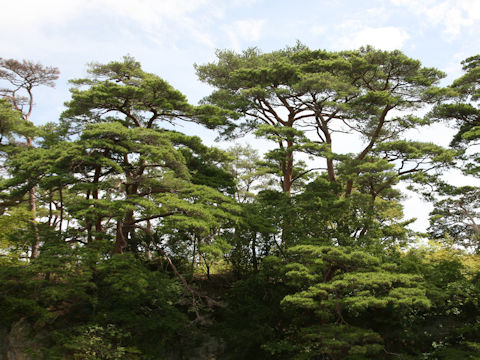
top-left (2, 319), bottom-right (42, 360)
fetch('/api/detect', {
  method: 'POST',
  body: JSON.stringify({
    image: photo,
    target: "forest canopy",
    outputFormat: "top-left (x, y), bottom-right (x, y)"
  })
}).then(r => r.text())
top-left (1, 45), bottom-right (480, 360)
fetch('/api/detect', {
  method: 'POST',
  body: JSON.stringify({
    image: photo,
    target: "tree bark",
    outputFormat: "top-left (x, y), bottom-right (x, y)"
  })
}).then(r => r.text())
top-left (345, 105), bottom-right (392, 197)
top-left (29, 187), bottom-right (41, 259)
top-left (252, 233), bottom-right (258, 272)
top-left (281, 140), bottom-right (294, 195)
top-left (27, 136), bottom-right (42, 260)
top-left (93, 164), bottom-right (103, 241)
top-left (114, 219), bottom-right (127, 254)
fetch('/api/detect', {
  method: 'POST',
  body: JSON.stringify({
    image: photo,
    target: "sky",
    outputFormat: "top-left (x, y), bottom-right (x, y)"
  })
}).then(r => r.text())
top-left (1, 0), bottom-right (479, 231)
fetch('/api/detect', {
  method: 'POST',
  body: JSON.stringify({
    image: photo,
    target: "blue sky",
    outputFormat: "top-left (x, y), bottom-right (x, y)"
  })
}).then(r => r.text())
top-left (1, 0), bottom-right (479, 230)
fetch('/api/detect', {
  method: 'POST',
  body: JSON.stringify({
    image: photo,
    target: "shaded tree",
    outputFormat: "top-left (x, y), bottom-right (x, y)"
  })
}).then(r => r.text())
top-left (0, 58), bottom-right (59, 258)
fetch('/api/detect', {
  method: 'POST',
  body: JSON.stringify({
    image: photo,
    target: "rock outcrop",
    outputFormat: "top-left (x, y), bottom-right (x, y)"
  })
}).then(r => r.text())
top-left (0, 319), bottom-right (43, 360)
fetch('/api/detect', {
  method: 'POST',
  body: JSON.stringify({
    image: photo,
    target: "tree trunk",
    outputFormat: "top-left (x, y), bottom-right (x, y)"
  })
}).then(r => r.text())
top-left (345, 106), bottom-right (391, 197)
top-left (114, 220), bottom-right (127, 254)
top-left (192, 235), bottom-right (197, 272)
top-left (323, 126), bottom-right (336, 183)
top-left (93, 164), bottom-right (103, 241)
top-left (27, 136), bottom-right (41, 260)
top-left (59, 186), bottom-right (64, 233)
top-left (281, 140), bottom-right (294, 195)
top-left (252, 233), bottom-right (258, 272)
top-left (30, 187), bottom-right (41, 259)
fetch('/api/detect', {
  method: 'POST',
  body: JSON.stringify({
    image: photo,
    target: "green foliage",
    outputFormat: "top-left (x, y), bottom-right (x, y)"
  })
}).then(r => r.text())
top-left (196, 44), bottom-right (447, 197)
top-left (428, 54), bottom-right (480, 149)
top-left (425, 55), bottom-right (480, 251)
top-left (63, 324), bottom-right (142, 360)
top-left (213, 259), bottom-right (288, 359)
top-left (0, 206), bottom-right (32, 257)
top-left (264, 324), bottom-right (384, 360)
top-left (282, 245), bottom-right (430, 314)
top-left (0, 98), bottom-right (33, 143)
top-left (0, 244), bottom-right (191, 359)
top-left (259, 245), bottom-right (432, 359)
top-left (2, 50), bottom-right (480, 360)
top-left (62, 55), bottom-right (230, 132)
top-left (198, 237), bottom-right (232, 277)
top-left (428, 186), bottom-right (480, 251)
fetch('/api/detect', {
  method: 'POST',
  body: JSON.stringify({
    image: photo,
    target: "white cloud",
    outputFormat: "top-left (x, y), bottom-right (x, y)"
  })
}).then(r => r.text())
top-left (442, 52), bottom-right (469, 83)
top-left (334, 26), bottom-right (410, 51)
top-left (234, 20), bottom-right (265, 41)
top-left (231, 0), bottom-right (263, 5)
top-left (390, 0), bottom-right (480, 39)
top-left (364, 6), bottom-right (392, 20)
top-left (0, 0), bottom-right (208, 30)
top-left (100, 0), bottom-right (211, 28)
top-left (0, 0), bottom-right (220, 52)
top-left (93, 0), bottom-right (220, 47)
top-left (311, 25), bottom-right (326, 35)
top-left (0, 0), bottom-right (85, 30)
top-left (223, 19), bottom-right (266, 51)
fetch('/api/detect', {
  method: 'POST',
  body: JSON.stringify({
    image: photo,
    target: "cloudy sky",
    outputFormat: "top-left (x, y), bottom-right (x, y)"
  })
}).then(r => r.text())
top-left (1, 0), bottom-right (479, 230)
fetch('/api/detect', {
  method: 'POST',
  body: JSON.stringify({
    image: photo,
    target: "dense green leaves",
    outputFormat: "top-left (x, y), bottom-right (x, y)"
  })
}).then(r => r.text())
top-left (2, 50), bottom-right (480, 360)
